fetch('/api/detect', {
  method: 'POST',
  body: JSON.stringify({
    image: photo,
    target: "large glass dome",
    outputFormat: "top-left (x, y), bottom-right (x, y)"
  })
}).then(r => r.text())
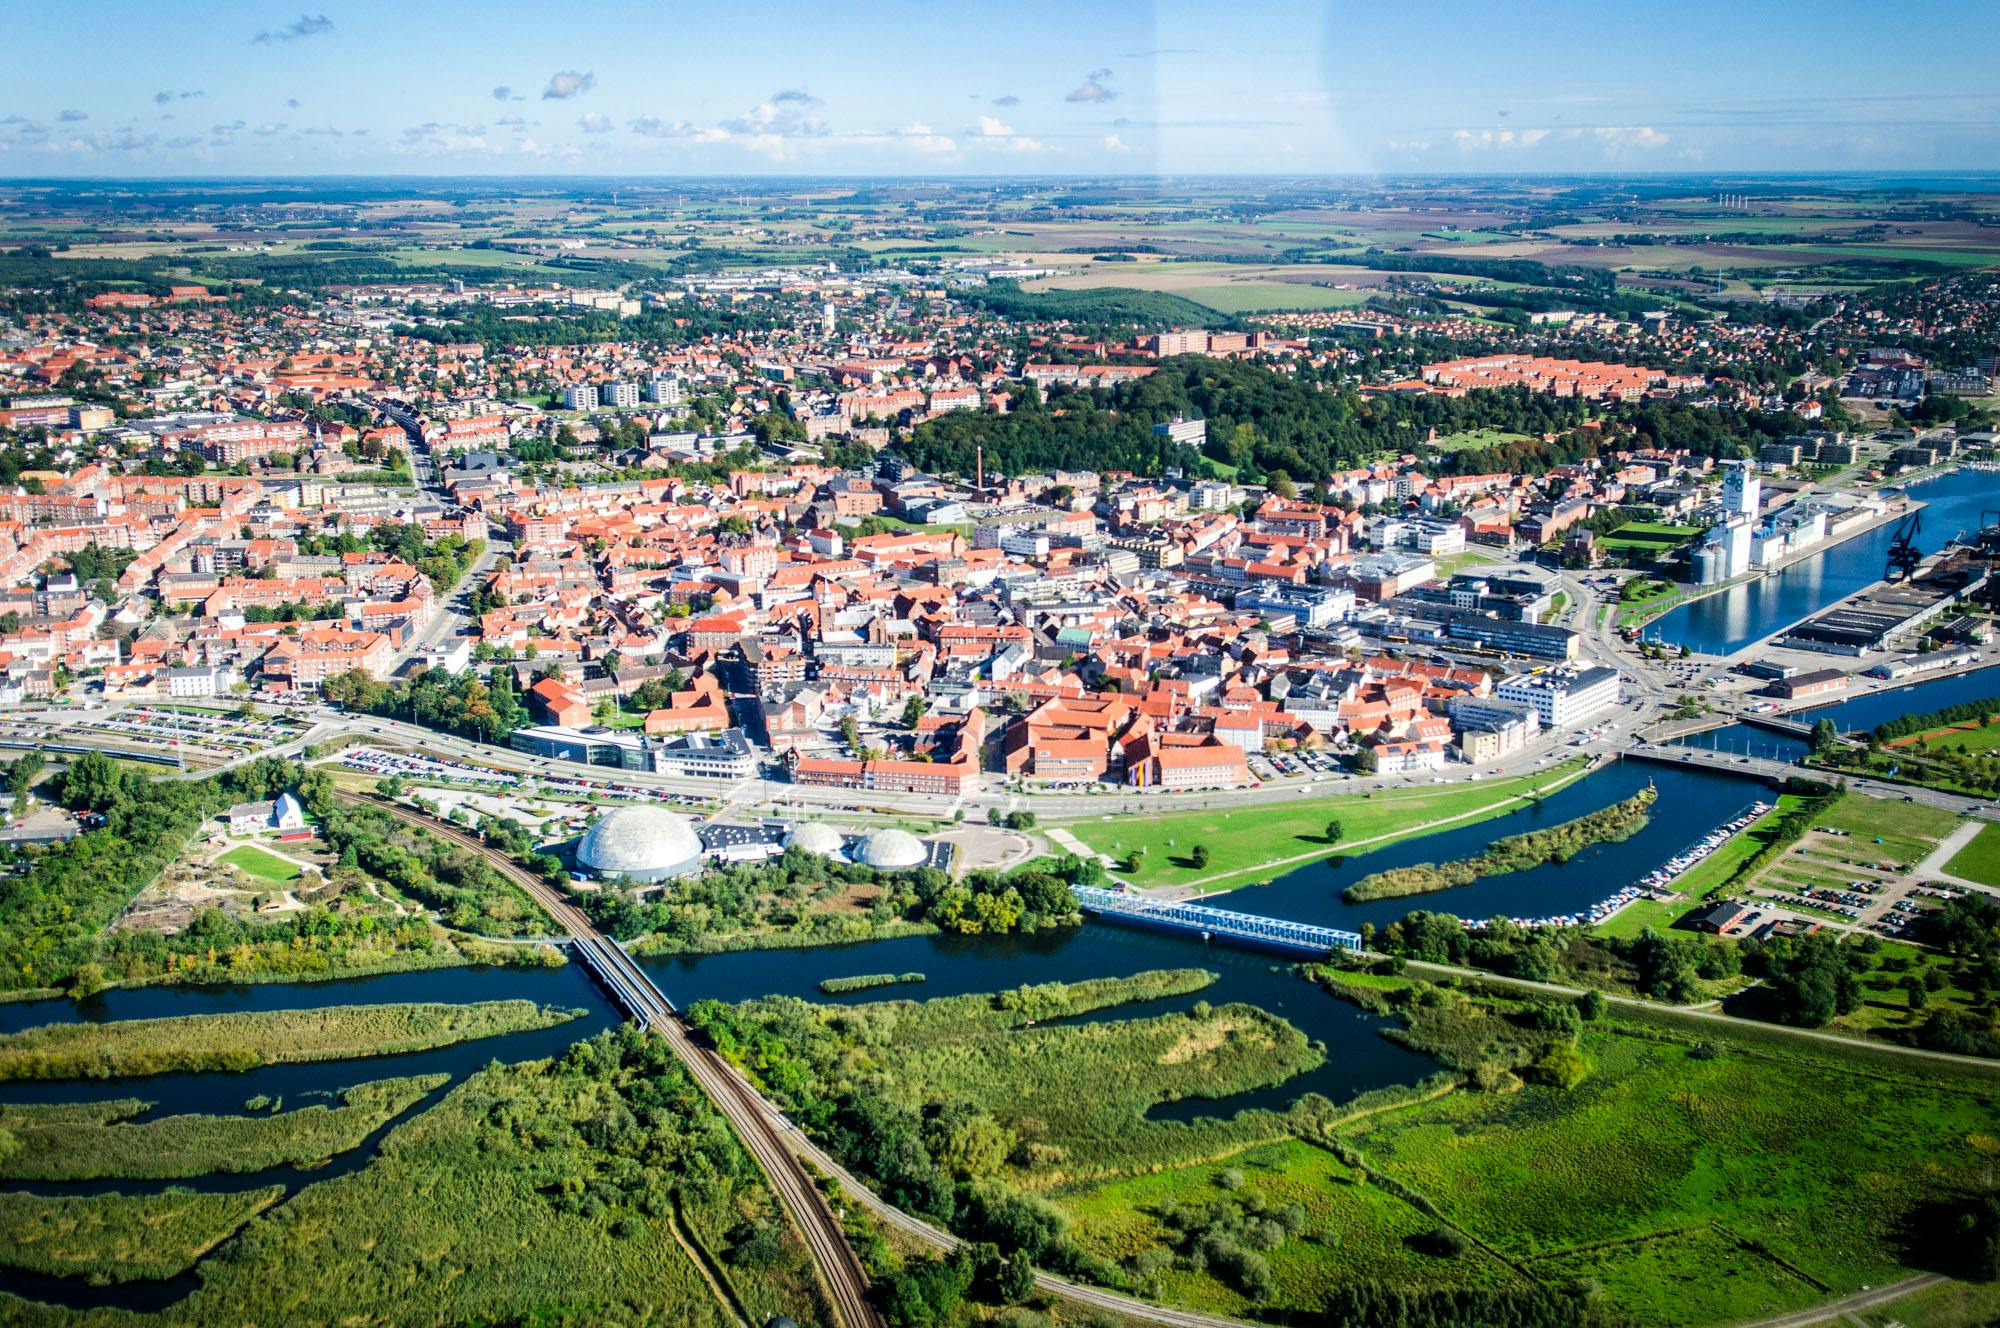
top-left (576, 806), bottom-right (703, 883)
top-left (856, 827), bottom-right (927, 871)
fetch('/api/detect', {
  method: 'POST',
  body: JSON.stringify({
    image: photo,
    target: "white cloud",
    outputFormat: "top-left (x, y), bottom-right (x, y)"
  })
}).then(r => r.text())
top-left (1450, 127), bottom-right (1549, 149)
top-left (1066, 68), bottom-right (1117, 103)
top-left (1384, 138), bottom-right (1432, 151)
top-left (720, 89), bottom-right (826, 138)
top-left (974, 115), bottom-right (1012, 137)
top-left (1591, 125), bottom-right (1669, 152)
top-left (1103, 133), bottom-right (1130, 151)
top-left (577, 111), bottom-right (613, 133)
top-left (899, 122), bottom-right (958, 155)
top-left (629, 115), bottom-right (695, 138)
top-left (542, 70), bottom-right (596, 100)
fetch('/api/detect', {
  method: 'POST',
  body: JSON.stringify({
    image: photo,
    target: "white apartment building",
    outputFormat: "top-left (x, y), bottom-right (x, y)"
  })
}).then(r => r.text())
top-left (1495, 665), bottom-right (1621, 728)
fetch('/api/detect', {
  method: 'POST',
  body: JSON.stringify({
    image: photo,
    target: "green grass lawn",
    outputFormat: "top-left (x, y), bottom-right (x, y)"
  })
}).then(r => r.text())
top-left (1434, 548), bottom-right (1500, 576)
top-left (216, 846), bottom-right (302, 883)
top-left (1814, 794), bottom-right (1960, 868)
top-left (1589, 894), bottom-right (1690, 940)
top-left (1430, 428), bottom-right (1532, 453)
top-left (1944, 821), bottom-right (2000, 886)
top-left (1599, 522), bottom-right (1702, 553)
top-left (1915, 720), bottom-right (2000, 757)
top-left (1065, 760), bottom-right (1591, 891)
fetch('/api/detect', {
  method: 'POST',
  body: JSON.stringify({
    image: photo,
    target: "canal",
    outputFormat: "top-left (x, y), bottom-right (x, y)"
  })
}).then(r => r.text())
top-left (1650, 468), bottom-right (1996, 656)
top-left (1679, 662), bottom-right (2000, 761)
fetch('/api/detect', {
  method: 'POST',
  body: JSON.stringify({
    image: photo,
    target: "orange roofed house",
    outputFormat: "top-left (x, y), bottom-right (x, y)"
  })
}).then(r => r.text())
top-left (528, 676), bottom-right (593, 728)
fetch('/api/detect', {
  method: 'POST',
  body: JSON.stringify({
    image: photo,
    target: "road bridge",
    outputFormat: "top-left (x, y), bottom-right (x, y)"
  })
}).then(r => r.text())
top-left (1739, 714), bottom-right (1816, 739)
top-left (1072, 885), bottom-right (1363, 956)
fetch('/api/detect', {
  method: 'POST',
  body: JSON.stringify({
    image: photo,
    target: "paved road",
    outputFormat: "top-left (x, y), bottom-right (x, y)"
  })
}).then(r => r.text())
top-left (1734, 1273), bottom-right (1947, 1328)
top-left (346, 794), bottom-right (881, 1328)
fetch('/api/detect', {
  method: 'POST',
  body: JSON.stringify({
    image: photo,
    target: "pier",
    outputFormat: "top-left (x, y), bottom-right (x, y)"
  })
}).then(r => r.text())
top-left (1073, 885), bottom-right (1363, 956)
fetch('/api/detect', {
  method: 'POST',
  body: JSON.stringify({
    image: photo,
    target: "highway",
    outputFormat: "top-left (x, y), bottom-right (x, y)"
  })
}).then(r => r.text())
top-left (342, 794), bottom-right (882, 1328)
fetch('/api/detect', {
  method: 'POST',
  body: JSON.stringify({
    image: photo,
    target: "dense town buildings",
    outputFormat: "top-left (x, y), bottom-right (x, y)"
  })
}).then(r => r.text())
top-left (0, 235), bottom-right (1991, 791)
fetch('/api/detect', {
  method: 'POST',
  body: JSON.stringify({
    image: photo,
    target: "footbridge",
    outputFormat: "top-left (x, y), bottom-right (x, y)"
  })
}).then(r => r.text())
top-left (1073, 885), bottom-right (1363, 957)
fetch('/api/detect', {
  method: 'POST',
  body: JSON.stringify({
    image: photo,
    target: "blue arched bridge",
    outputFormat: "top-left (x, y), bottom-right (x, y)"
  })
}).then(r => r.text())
top-left (1073, 886), bottom-right (1364, 957)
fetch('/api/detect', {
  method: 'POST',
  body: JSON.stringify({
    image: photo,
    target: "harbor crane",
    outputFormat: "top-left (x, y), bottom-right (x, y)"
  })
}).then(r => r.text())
top-left (1883, 510), bottom-right (1924, 583)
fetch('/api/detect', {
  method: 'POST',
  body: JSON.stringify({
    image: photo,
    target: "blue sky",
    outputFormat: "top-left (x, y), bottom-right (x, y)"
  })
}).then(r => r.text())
top-left (4, 0), bottom-right (1997, 176)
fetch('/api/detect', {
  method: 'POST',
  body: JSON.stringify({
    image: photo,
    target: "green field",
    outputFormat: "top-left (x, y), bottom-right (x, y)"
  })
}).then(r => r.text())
top-left (1945, 821), bottom-right (2000, 886)
top-left (0, 1000), bottom-right (583, 1080)
top-left (1057, 1138), bottom-right (1522, 1317)
top-left (1814, 794), bottom-right (1960, 869)
top-left (0, 1075), bottom-right (445, 1180)
top-left (1065, 759), bottom-right (1591, 891)
top-left (700, 971), bottom-right (1328, 1188)
top-left (1914, 720), bottom-right (2000, 758)
top-left (1334, 1018), bottom-right (1998, 1326)
top-left (1429, 428), bottom-right (1532, 453)
top-left (216, 845), bottom-right (302, 882)
top-left (0, 1032), bottom-right (828, 1328)
top-left (1599, 521), bottom-right (1702, 553)
top-left (0, 1187), bottom-right (284, 1282)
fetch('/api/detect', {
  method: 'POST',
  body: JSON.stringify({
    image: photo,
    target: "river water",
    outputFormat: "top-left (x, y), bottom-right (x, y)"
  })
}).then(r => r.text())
top-left (1678, 662), bottom-right (2000, 762)
top-left (0, 758), bottom-right (1789, 1311)
top-left (1650, 468), bottom-right (1997, 656)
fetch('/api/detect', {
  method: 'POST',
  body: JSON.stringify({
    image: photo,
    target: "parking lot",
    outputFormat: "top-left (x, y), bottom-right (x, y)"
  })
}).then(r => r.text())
top-left (57, 704), bottom-right (305, 763)
top-left (1742, 822), bottom-right (1961, 943)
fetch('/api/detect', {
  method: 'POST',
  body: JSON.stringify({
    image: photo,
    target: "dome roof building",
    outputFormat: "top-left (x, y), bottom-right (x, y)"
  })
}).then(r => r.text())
top-left (788, 822), bottom-right (848, 858)
top-left (856, 827), bottom-right (928, 871)
top-left (576, 806), bottom-right (703, 884)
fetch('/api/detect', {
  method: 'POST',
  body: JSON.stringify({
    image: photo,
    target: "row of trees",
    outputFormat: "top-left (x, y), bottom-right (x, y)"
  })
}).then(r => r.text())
top-left (323, 666), bottom-right (528, 745)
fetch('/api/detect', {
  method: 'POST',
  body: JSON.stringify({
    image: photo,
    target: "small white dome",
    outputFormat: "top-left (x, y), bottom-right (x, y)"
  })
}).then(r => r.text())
top-left (857, 828), bottom-right (927, 871)
top-left (577, 806), bottom-right (703, 883)
top-left (789, 822), bottom-right (847, 856)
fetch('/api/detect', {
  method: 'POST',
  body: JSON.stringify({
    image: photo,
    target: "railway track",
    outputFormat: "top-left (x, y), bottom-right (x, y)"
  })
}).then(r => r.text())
top-left (351, 792), bottom-right (1282, 1328)
top-left (340, 793), bottom-right (880, 1328)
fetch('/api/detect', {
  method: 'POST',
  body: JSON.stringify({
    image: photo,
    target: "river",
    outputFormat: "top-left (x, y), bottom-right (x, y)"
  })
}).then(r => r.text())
top-left (1679, 662), bottom-right (2000, 762)
top-left (1650, 468), bottom-right (1996, 656)
top-left (0, 758), bottom-right (1799, 1311)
